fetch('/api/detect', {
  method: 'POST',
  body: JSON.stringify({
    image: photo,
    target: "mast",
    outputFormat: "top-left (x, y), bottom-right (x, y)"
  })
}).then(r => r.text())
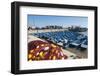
top-left (33, 16), bottom-right (38, 34)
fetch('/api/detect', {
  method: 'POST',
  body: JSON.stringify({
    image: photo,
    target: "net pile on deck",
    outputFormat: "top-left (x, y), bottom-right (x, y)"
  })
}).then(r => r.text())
top-left (28, 40), bottom-right (68, 61)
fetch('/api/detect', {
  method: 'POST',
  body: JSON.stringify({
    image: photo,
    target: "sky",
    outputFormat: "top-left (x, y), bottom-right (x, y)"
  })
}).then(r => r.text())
top-left (28, 15), bottom-right (88, 28)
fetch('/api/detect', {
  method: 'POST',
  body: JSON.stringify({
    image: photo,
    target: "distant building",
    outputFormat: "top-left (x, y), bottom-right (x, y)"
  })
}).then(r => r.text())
top-left (44, 25), bottom-right (63, 29)
top-left (68, 26), bottom-right (87, 32)
top-left (28, 25), bottom-right (36, 30)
